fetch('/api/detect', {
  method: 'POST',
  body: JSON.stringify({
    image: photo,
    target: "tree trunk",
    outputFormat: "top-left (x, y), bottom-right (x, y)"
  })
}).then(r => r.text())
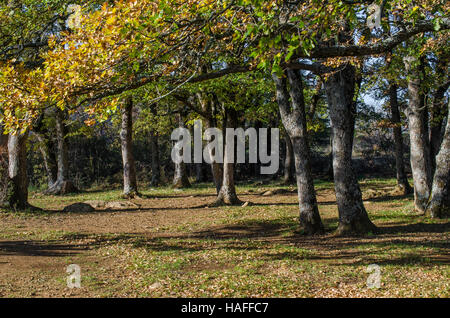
top-left (0, 131), bottom-right (8, 204)
top-left (404, 57), bottom-right (432, 213)
top-left (32, 132), bottom-right (57, 188)
top-left (5, 132), bottom-right (33, 210)
top-left (150, 129), bottom-right (161, 186)
top-left (195, 163), bottom-right (206, 183)
top-left (324, 64), bottom-right (377, 235)
top-left (173, 113), bottom-right (191, 189)
top-left (121, 97), bottom-right (139, 197)
top-left (283, 133), bottom-right (295, 184)
top-left (214, 108), bottom-right (241, 205)
top-left (388, 83), bottom-right (412, 194)
top-left (173, 161), bottom-right (191, 188)
top-left (429, 81), bottom-right (450, 174)
top-left (426, 101), bottom-right (450, 218)
top-left (273, 70), bottom-right (324, 235)
top-left (214, 158), bottom-right (241, 205)
top-left (195, 91), bottom-right (223, 193)
top-left (46, 109), bottom-right (77, 195)
top-left (211, 161), bottom-right (223, 194)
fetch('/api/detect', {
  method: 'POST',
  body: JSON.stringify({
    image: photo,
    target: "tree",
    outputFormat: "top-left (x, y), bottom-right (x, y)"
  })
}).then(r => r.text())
top-left (149, 104), bottom-right (161, 186)
top-left (0, 0), bottom-right (97, 209)
top-left (213, 107), bottom-right (241, 205)
top-left (429, 55), bottom-right (449, 174)
top-left (283, 132), bottom-right (295, 184)
top-left (324, 64), bottom-right (377, 234)
top-left (426, 100), bottom-right (450, 218)
top-left (273, 69), bottom-right (324, 235)
top-left (388, 82), bottom-right (413, 194)
top-left (45, 109), bottom-right (78, 194)
top-left (403, 56), bottom-right (433, 213)
top-left (6, 132), bottom-right (33, 210)
top-left (120, 96), bottom-right (139, 197)
top-left (172, 112), bottom-right (191, 189)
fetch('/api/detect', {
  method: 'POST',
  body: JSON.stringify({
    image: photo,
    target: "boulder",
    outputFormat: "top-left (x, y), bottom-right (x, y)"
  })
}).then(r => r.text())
top-left (84, 200), bottom-right (106, 208)
top-left (63, 203), bottom-right (95, 213)
top-left (105, 201), bottom-right (140, 210)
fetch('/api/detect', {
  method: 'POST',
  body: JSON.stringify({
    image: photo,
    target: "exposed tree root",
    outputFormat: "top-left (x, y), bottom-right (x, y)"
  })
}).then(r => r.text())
top-left (45, 180), bottom-right (78, 195)
top-left (121, 190), bottom-right (141, 200)
top-left (335, 214), bottom-right (378, 236)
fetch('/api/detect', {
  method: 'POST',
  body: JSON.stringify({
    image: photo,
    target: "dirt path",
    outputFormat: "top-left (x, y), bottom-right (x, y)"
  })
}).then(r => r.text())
top-left (0, 184), bottom-right (448, 297)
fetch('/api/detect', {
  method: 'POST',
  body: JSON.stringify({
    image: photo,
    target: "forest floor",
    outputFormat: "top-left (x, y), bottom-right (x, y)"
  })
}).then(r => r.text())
top-left (0, 177), bottom-right (448, 297)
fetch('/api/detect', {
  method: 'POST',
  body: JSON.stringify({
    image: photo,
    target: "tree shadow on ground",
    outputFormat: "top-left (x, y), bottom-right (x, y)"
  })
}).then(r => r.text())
top-left (0, 240), bottom-right (89, 257)
top-left (381, 222), bottom-right (450, 234)
top-left (1, 219), bottom-right (448, 267)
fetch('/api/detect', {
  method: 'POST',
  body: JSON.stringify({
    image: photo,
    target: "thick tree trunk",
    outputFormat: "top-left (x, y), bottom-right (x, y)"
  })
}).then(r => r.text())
top-left (150, 129), bottom-right (161, 186)
top-left (214, 108), bottom-right (241, 205)
top-left (388, 83), bottom-right (412, 194)
top-left (325, 134), bottom-right (334, 180)
top-left (283, 133), bottom-right (295, 184)
top-left (426, 101), bottom-right (450, 218)
top-left (195, 163), bottom-right (206, 183)
top-left (0, 131), bottom-right (8, 204)
top-left (173, 161), bottom-right (191, 188)
top-left (291, 135), bottom-right (324, 235)
top-left (429, 81), bottom-right (450, 174)
top-left (5, 132), bottom-right (33, 210)
top-left (215, 159), bottom-right (241, 205)
top-left (121, 97), bottom-right (139, 197)
top-left (173, 113), bottom-right (191, 189)
top-left (324, 64), bottom-right (377, 235)
top-left (211, 161), bottom-right (223, 194)
top-left (45, 110), bottom-right (77, 195)
top-left (273, 70), bottom-right (324, 235)
top-left (404, 57), bottom-right (433, 213)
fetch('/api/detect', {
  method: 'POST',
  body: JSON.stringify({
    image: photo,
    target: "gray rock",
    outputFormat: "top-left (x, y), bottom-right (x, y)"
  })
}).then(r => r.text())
top-left (105, 201), bottom-right (140, 210)
top-left (63, 203), bottom-right (95, 213)
top-left (84, 200), bottom-right (106, 208)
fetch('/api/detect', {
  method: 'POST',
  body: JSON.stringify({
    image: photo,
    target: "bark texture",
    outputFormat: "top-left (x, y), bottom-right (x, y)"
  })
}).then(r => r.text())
top-left (404, 57), bottom-right (432, 213)
top-left (173, 113), bottom-right (191, 189)
top-left (388, 83), bottom-right (412, 194)
top-left (121, 97), bottom-right (139, 197)
top-left (283, 133), bottom-right (295, 184)
top-left (32, 132), bottom-right (57, 188)
top-left (324, 64), bottom-right (377, 235)
top-left (429, 80), bottom-right (450, 174)
top-left (5, 132), bottom-right (32, 210)
top-left (273, 70), bottom-right (324, 235)
top-left (0, 131), bottom-right (9, 206)
top-left (195, 163), bottom-right (206, 183)
top-left (173, 161), bottom-right (191, 188)
top-left (426, 101), bottom-right (450, 218)
top-left (214, 108), bottom-right (241, 205)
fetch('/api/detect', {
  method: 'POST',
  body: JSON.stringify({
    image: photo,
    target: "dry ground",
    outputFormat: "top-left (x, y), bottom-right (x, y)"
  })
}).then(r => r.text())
top-left (0, 178), bottom-right (448, 297)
